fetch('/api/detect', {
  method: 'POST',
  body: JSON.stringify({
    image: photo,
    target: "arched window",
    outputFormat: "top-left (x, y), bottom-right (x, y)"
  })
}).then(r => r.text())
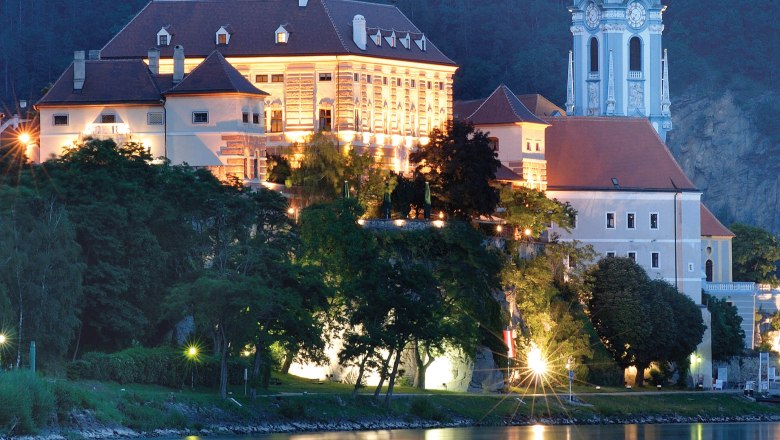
top-left (706, 260), bottom-right (714, 282)
top-left (589, 37), bottom-right (599, 73)
top-left (629, 37), bottom-right (641, 72)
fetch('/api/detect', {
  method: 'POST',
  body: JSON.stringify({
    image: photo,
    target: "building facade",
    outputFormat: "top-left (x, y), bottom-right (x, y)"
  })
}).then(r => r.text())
top-left (36, 0), bottom-right (457, 182)
top-left (566, 0), bottom-right (672, 141)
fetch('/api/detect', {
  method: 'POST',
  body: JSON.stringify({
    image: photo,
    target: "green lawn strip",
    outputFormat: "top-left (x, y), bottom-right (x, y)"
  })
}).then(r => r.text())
top-left (580, 393), bottom-right (780, 418)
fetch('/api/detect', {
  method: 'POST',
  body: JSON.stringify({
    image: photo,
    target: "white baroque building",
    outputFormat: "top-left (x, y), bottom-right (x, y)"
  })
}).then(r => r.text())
top-left (36, 0), bottom-right (457, 181)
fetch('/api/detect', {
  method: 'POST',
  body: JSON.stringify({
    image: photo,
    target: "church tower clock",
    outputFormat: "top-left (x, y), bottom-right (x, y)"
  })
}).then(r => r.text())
top-left (566, 0), bottom-right (672, 142)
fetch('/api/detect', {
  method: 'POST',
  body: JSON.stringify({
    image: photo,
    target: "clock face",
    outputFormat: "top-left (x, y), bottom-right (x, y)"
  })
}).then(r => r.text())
top-left (627, 2), bottom-right (646, 28)
top-left (585, 3), bottom-right (600, 28)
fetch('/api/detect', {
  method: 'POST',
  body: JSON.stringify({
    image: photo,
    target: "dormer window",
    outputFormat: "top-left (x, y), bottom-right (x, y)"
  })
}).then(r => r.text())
top-left (385, 31), bottom-right (396, 48)
top-left (216, 26), bottom-right (232, 46)
top-left (275, 25), bottom-right (289, 45)
top-left (157, 27), bottom-right (172, 46)
top-left (400, 34), bottom-right (411, 49)
top-left (414, 35), bottom-right (427, 51)
top-left (373, 31), bottom-right (382, 46)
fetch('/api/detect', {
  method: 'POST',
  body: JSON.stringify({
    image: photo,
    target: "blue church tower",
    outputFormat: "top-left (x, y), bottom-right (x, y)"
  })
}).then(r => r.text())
top-left (566, 0), bottom-right (672, 142)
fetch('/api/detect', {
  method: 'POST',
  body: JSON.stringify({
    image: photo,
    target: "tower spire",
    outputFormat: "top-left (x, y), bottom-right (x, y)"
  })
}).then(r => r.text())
top-left (606, 50), bottom-right (616, 115)
top-left (661, 49), bottom-right (671, 116)
top-left (566, 50), bottom-right (574, 114)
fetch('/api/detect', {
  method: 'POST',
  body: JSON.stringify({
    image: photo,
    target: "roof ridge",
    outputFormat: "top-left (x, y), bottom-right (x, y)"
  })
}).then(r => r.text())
top-left (466, 84), bottom-right (503, 120)
top-left (500, 85), bottom-right (525, 121)
top-left (101, 1), bottom-right (153, 52)
top-left (320, 0), bottom-right (351, 54)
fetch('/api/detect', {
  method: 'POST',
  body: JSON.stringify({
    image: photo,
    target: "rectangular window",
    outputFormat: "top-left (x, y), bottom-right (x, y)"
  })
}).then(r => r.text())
top-left (252, 113), bottom-right (260, 124)
top-left (572, 214), bottom-right (577, 229)
top-left (628, 252), bottom-right (636, 262)
top-left (366, 74), bottom-right (372, 83)
top-left (100, 114), bottom-right (116, 124)
top-left (606, 252), bottom-right (616, 258)
top-left (354, 73), bottom-right (359, 82)
top-left (651, 252), bottom-right (660, 268)
top-left (255, 74), bottom-right (268, 83)
top-left (396, 78), bottom-right (402, 87)
top-left (270, 110), bottom-right (283, 132)
top-left (439, 81), bottom-right (445, 90)
top-left (410, 79), bottom-right (416, 88)
top-left (319, 72), bottom-right (332, 81)
top-left (271, 74), bottom-right (284, 83)
top-left (627, 212), bottom-right (636, 229)
top-left (53, 114), bottom-right (69, 126)
top-left (650, 213), bottom-right (659, 229)
top-left (526, 142), bottom-right (531, 151)
top-left (606, 212), bottom-right (615, 229)
top-left (158, 35), bottom-right (168, 46)
top-left (242, 112), bottom-right (249, 123)
top-left (319, 109), bottom-right (332, 132)
top-left (147, 112), bottom-right (164, 125)
top-left (383, 76), bottom-right (388, 86)
top-left (192, 111), bottom-right (209, 124)
top-left (427, 81), bottom-right (432, 90)
top-left (218, 33), bottom-right (227, 45)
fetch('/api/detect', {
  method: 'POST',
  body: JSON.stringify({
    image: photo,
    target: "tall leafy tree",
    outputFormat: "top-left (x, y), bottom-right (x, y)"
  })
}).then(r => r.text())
top-left (730, 223), bottom-right (780, 287)
top-left (411, 121), bottom-right (501, 219)
top-left (705, 294), bottom-right (745, 361)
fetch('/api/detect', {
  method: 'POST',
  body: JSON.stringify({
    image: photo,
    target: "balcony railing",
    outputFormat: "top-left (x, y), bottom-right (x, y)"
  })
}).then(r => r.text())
top-left (628, 70), bottom-right (642, 80)
top-left (704, 282), bottom-right (757, 293)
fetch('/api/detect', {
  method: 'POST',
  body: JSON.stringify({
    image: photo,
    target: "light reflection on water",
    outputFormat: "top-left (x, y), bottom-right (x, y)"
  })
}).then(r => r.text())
top-left (174, 423), bottom-right (780, 440)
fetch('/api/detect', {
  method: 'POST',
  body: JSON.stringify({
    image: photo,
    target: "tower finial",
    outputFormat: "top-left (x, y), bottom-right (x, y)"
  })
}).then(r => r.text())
top-left (606, 50), bottom-right (616, 115)
top-left (565, 50), bottom-right (575, 114)
top-left (661, 49), bottom-right (671, 116)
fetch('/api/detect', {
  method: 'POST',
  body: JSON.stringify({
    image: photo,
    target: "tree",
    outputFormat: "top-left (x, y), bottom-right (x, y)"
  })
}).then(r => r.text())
top-left (587, 258), bottom-right (704, 387)
top-left (705, 294), bottom-right (745, 360)
top-left (497, 185), bottom-right (576, 237)
top-left (731, 223), bottom-right (780, 287)
top-left (410, 120), bottom-right (501, 219)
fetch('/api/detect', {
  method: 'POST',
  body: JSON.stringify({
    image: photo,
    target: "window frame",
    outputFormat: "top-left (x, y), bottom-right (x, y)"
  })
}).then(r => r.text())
top-left (192, 111), bottom-right (209, 124)
top-left (650, 212), bottom-right (659, 230)
top-left (147, 112), bottom-right (164, 125)
top-left (606, 212), bottom-right (616, 229)
top-left (318, 72), bottom-right (332, 82)
top-left (319, 108), bottom-right (332, 132)
top-left (627, 212), bottom-right (636, 229)
top-left (651, 252), bottom-right (660, 269)
top-left (255, 74), bottom-right (269, 83)
top-left (53, 114), bottom-right (69, 126)
top-left (606, 251), bottom-right (616, 258)
top-left (269, 110), bottom-right (283, 133)
top-left (627, 251), bottom-right (637, 262)
top-left (242, 111), bottom-right (250, 124)
top-left (100, 114), bottom-right (116, 124)
top-left (271, 74), bottom-right (284, 83)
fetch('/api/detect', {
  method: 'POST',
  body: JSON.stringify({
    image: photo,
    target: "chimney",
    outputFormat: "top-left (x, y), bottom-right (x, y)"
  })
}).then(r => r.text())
top-left (298, 0), bottom-right (308, 6)
top-left (88, 50), bottom-right (101, 60)
top-left (352, 15), bottom-right (366, 51)
top-left (73, 51), bottom-right (86, 91)
top-left (173, 45), bottom-right (185, 84)
top-left (148, 48), bottom-right (160, 75)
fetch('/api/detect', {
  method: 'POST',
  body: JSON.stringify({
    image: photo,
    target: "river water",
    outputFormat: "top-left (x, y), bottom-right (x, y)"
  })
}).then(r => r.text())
top-left (176, 423), bottom-right (780, 440)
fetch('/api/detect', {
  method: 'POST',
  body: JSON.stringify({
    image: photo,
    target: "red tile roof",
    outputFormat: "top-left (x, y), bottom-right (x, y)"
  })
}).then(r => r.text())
top-left (518, 94), bottom-right (567, 117)
top-left (701, 204), bottom-right (734, 237)
top-left (165, 51), bottom-right (268, 96)
top-left (544, 117), bottom-right (698, 192)
top-left (37, 60), bottom-right (164, 106)
top-left (101, 0), bottom-right (455, 66)
top-left (465, 85), bottom-right (548, 126)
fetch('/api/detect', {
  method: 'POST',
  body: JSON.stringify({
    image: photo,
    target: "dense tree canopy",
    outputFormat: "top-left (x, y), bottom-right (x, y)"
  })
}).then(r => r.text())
top-left (704, 294), bottom-right (745, 361)
top-left (730, 223), bottom-right (780, 287)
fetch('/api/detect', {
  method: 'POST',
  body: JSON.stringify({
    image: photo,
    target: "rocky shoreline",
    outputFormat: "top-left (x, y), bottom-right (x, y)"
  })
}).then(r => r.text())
top-left (10, 413), bottom-right (780, 440)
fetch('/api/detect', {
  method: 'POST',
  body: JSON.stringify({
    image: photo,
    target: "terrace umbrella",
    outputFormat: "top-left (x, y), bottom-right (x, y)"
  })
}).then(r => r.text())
top-left (424, 181), bottom-right (431, 220)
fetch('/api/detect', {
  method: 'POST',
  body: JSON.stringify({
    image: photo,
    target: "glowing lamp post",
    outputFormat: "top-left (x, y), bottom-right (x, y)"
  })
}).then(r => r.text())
top-left (185, 344), bottom-right (200, 390)
top-left (527, 343), bottom-right (547, 383)
top-left (566, 357), bottom-right (574, 402)
top-left (0, 333), bottom-right (6, 370)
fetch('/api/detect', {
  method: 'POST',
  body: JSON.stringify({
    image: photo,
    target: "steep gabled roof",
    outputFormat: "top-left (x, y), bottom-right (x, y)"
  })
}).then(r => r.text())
top-left (165, 51), bottom-right (268, 96)
top-left (495, 164), bottom-right (523, 182)
top-left (701, 204), bottom-right (735, 237)
top-left (101, 0), bottom-right (455, 66)
top-left (544, 117), bottom-right (698, 192)
top-left (460, 85), bottom-right (548, 126)
top-left (37, 59), bottom-right (163, 106)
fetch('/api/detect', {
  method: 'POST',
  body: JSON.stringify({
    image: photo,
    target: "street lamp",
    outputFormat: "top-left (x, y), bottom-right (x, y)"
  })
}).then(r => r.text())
top-left (0, 333), bottom-right (6, 370)
top-left (185, 344), bottom-right (201, 391)
top-left (690, 353), bottom-right (702, 389)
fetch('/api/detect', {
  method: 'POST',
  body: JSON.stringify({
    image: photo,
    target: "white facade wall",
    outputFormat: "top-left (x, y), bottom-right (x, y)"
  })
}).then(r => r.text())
top-left (38, 105), bottom-right (166, 161)
top-left (701, 237), bottom-right (733, 283)
top-left (165, 94), bottom-right (264, 165)
top-left (548, 189), bottom-right (703, 303)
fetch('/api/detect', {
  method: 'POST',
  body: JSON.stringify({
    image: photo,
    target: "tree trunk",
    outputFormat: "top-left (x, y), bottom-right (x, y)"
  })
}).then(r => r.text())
top-left (352, 353), bottom-right (369, 398)
top-left (71, 324), bottom-right (82, 362)
top-left (373, 348), bottom-right (394, 399)
top-left (413, 343), bottom-right (436, 390)
top-left (634, 362), bottom-right (648, 388)
top-left (281, 348), bottom-right (296, 374)
top-left (384, 345), bottom-right (404, 407)
top-left (219, 331), bottom-right (228, 399)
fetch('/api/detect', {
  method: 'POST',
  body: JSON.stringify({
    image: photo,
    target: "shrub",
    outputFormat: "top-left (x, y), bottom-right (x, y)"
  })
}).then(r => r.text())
top-left (0, 371), bottom-right (54, 435)
top-left (409, 398), bottom-right (446, 422)
top-left (277, 399), bottom-right (306, 419)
